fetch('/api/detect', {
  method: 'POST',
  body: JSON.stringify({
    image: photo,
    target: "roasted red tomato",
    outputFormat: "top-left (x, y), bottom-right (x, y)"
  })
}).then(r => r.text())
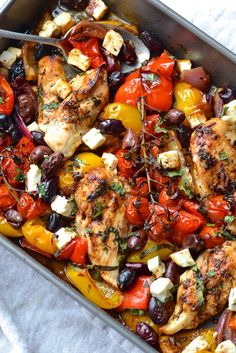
top-left (150, 170), bottom-right (170, 192)
top-left (0, 184), bottom-right (17, 208)
top-left (205, 195), bottom-right (231, 224)
top-left (158, 188), bottom-right (182, 208)
top-left (173, 210), bottom-right (203, 245)
top-left (116, 149), bottom-right (136, 179)
top-left (131, 177), bottom-right (149, 197)
top-left (17, 193), bottom-right (48, 220)
top-left (199, 225), bottom-right (225, 248)
top-left (15, 136), bottom-right (35, 156)
top-left (126, 196), bottom-right (150, 226)
top-left (0, 74), bottom-right (14, 115)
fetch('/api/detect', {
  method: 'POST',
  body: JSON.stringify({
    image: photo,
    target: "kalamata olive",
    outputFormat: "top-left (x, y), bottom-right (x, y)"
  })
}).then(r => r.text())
top-left (135, 322), bottom-right (158, 347)
top-left (120, 40), bottom-right (137, 64)
top-left (41, 152), bottom-right (64, 177)
top-left (39, 177), bottom-right (59, 203)
top-left (11, 128), bottom-right (22, 145)
top-left (164, 260), bottom-right (181, 285)
top-left (30, 145), bottom-right (53, 164)
top-left (181, 67), bottom-right (210, 93)
top-left (59, 0), bottom-right (88, 10)
top-left (0, 114), bottom-right (10, 130)
top-left (175, 124), bottom-right (192, 148)
top-left (125, 262), bottom-right (152, 276)
top-left (219, 87), bottom-right (236, 104)
top-left (118, 268), bottom-right (137, 291)
top-left (5, 209), bottom-right (24, 229)
top-left (108, 71), bottom-right (125, 91)
top-left (127, 230), bottom-right (147, 251)
top-left (34, 44), bottom-right (62, 61)
top-left (182, 233), bottom-right (205, 254)
top-left (31, 130), bottom-right (46, 146)
top-left (17, 94), bottom-right (36, 124)
top-left (140, 30), bottom-right (163, 55)
top-left (148, 297), bottom-right (175, 325)
top-left (105, 55), bottom-right (121, 74)
top-left (98, 119), bottom-right (126, 134)
top-left (46, 212), bottom-right (68, 233)
top-left (165, 109), bottom-right (185, 125)
top-left (8, 59), bottom-right (25, 84)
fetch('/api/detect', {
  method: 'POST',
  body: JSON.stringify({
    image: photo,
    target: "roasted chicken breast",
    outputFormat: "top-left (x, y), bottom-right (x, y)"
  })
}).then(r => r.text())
top-left (190, 118), bottom-right (236, 198)
top-left (160, 241), bottom-right (236, 335)
top-left (38, 56), bottom-right (109, 157)
top-left (75, 167), bottom-right (130, 288)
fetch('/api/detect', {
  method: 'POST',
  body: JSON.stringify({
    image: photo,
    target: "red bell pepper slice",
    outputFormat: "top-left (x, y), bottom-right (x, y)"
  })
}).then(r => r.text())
top-left (70, 237), bottom-right (88, 264)
top-left (0, 74), bottom-right (14, 116)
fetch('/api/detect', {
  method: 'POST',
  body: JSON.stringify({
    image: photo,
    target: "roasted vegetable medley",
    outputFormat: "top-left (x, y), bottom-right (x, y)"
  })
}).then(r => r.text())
top-left (0, 0), bottom-right (236, 351)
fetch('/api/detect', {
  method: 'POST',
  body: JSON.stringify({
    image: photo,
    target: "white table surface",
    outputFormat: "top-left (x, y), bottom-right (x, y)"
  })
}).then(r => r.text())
top-left (0, 1), bottom-right (235, 353)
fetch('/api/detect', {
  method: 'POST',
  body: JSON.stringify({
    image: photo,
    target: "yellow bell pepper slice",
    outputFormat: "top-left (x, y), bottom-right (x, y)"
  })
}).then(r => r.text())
top-left (121, 311), bottom-right (159, 334)
top-left (74, 152), bottom-right (103, 173)
top-left (102, 103), bottom-right (142, 134)
top-left (174, 82), bottom-right (203, 116)
top-left (127, 240), bottom-right (174, 263)
top-left (0, 216), bottom-right (23, 237)
top-left (66, 264), bottom-right (124, 309)
top-left (57, 160), bottom-right (75, 193)
top-left (22, 218), bottom-right (57, 254)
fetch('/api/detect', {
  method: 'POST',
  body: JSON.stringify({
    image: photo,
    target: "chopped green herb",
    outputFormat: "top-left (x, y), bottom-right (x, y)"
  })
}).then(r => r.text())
top-left (127, 309), bottom-right (145, 316)
top-left (110, 182), bottom-right (125, 196)
top-left (142, 72), bottom-right (159, 83)
top-left (42, 101), bottom-right (60, 110)
top-left (0, 97), bottom-right (4, 104)
top-left (191, 265), bottom-right (198, 272)
top-left (219, 151), bottom-right (228, 161)
top-left (37, 183), bottom-right (46, 197)
top-left (64, 227), bottom-right (76, 232)
top-left (224, 215), bottom-right (235, 224)
top-left (15, 168), bottom-right (25, 182)
top-left (70, 200), bottom-right (78, 217)
top-left (223, 106), bottom-right (229, 115)
top-left (166, 170), bottom-right (183, 177)
top-left (179, 167), bottom-right (193, 199)
top-left (73, 156), bottom-right (86, 166)
top-left (217, 230), bottom-right (235, 240)
top-left (93, 201), bottom-right (103, 219)
top-left (206, 223), bottom-right (216, 227)
top-left (196, 275), bottom-right (205, 308)
top-left (84, 228), bottom-right (93, 234)
top-left (207, 270), bottom-right (216, 278)
top-left (155, 124), bottom-right (168, 134)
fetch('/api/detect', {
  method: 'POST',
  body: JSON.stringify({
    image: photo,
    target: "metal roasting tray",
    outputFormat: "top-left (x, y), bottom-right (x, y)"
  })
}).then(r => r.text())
top-left (0, 1), bottom-right (236, 352)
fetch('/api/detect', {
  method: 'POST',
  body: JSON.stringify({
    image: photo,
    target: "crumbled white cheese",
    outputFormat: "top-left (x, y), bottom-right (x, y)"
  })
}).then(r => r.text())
top-left (150, 277), bottom-right (173, 303)
top-left (51, 195), bottom-right (74, 217)
top-left (147, 255), bottom-right (165, 278)
top-left (8, 47), bottom-right (22, 58)
top-left (187, 111), bottom-right (207, 129)
top-left (82, 128), bottom-right (106, 150)
top-left (68, 48), bottom-right (91, 71)
top-left (170, 249), bottom-right (195, 268)
top-left (86, 0), bottom-right (108, 20)
top-left (55, 227), bottom-right (77, 250)
top-left (0, 50), bottom-right (17, 69)
top-left (50, 78), bottom-right (72, 100)
top-left (223, 99), bottom-right (236, 117)
top-left (101, 153), bottom-right (118, 172)
top-left (182, 336), bottom-right (210, 353)
top-left (53, 11), bottom-right (75, 35)
top-left (102, 30), bottom-right (124, 56)
top-left (228, 287), bottom-right (236, 312)
top-left (39, 20), bottom-right (60, 38)
top-left (215, 340), bottom-right (236, 353)
top-left (25, 164), bottom-right (42, 193)
top-left (156, 150), bottom-right (180, 169)
top-left (27, 121), bottom-right (41, 132)
top-left (176, 59), bottom-right (192, 73)
top-left (221, 115), bottom-right (236, 125)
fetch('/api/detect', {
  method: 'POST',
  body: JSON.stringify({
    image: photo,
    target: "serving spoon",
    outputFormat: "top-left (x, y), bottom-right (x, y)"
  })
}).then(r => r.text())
top-left (0, 23), bottom-right (150, 74)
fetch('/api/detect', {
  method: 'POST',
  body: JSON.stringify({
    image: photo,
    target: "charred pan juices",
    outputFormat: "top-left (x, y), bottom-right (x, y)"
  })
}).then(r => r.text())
top-left (0, 0), bottom-right (236, 351)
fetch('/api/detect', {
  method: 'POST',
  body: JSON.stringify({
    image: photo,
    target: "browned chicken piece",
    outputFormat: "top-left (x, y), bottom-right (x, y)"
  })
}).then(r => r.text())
top-left (160, 241), bottom-right (236, 335)
top-left (75, 168), bottom-right (130, 288)
top-left (38, 56), bottom-right (109, 157)
top-left (190, 118), bottom-right (236, 198)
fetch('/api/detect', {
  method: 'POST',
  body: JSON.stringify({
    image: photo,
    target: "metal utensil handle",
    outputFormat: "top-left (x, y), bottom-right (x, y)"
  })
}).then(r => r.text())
top-left (0, 28), bottom-right (58, 46)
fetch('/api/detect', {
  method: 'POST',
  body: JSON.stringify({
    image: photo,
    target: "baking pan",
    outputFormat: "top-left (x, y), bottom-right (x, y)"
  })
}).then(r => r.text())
top-left (0, 0), bottom-right (236, 352)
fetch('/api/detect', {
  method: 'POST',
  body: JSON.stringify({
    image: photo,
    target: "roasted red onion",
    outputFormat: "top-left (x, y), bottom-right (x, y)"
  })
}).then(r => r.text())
top-left (14, 110), bottom-right (32, 140)
top-left (213, 92), bottom-right (224, 117)
top-left (68, 20), bottom-right (108, 41)
top-left (122, 128), bottom-right (139, 149)
top-left (181, 66), bottom-right (210, 92)
top-left (216, 309), bottom-right (236, 344)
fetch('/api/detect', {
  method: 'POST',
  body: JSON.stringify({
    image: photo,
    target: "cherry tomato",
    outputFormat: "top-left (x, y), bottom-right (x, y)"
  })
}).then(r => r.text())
top-left (116, 149), bottom-right (136, 179)
top-left (205, 195), bottom-right (231, 224)
top-left (173, 210), bottom-right (203, 245)
top-left (142, 51), bottom-right (175, 77)
top-left (131, 177), bottom-right (149, 197)
top-left (158, 188), bottom-right (182, 208)
top-left (150, 170), bottom-right (170, 191)
top-left (0, 74), bottom-right (14, 115)
top-left (17, 193), bottom-right (48, 220)
top-left (148, 204), bottom-right (173, 241)
top-left (199, 225), bottom-right (225, 248)
top-left (182, 199), bottom-right (206, 226)
top-left (0, 135), bottom-right (12, 151)
top-left (70, 237), bottom-right (88, 264)
top-left (126, 196), bottom-right (150, 226)
top-left (15, 137), bottom-right (35, 156)
top-left (144, 114), bottom-right (160, 136)
top-left (0, 184), bottom-right (16, 208)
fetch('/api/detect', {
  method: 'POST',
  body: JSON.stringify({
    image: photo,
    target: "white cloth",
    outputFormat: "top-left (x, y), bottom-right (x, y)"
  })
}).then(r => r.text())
top-left (0, 1), bottom-right (235, 353)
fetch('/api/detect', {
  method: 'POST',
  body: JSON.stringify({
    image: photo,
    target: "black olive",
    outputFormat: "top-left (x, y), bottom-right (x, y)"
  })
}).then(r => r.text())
top-left (30, 145), bottom-right (53, 164)
top-left (119, 40), bottom-right (137, 64)
top-left (182, 233), bottom-right (205, 254)
top-left (17, 94), bottom-right (36, 124)
top-left (0, 114), bottom-right (11, 130)
top-left (31, 131), bottom-right (47, 146)
top-left (218, 87), bottom-right (236, 104)
top-left (46, 212), bottom-right (68, 233)
top-left (98, 119), bottom-right (126, 134)
top-left (165, 109), bottom-right (185, 125)
top-left (34, 44), bottom-right (62, 61)
top-left (135, 322), bottom-right (158, 347)
top-left (8, 59), bottom-right (25, 84)
top-left (11, 128), bottom-right (22, 145)
top-left (164, 260), bottom-right (181, 285)
top-left (175, 124), bottom-right (192, 148)
top-left (127, 230), bottom-right (147, 251)
top-left (59, 0), bottom-right (88, 10)
top-left (140, 30), bottom-right (163, 55)
top-left (41, 152), bottom-right (64, 177)
top-left (5, 209), bottom-right (24, 229)
top-left (118, 268), bottom-right (137, 291)
top-left (108, 71), bottom-right (125, 91)
top-left (40, 177), bottom-right (59, 203)
top-left (148, 297), bottom-right (175, 325)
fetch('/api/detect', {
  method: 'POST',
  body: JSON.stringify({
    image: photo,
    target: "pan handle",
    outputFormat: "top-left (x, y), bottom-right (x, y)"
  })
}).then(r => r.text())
top-left (0, 28), bottom-right (58, 46)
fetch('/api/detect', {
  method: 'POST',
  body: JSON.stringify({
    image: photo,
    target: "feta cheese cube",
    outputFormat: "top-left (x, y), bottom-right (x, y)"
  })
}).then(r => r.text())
top-left (0, 50), bottom-right (17, 69)
top-left (53, 12), bottom-right (75, 35)
top-left (50, 78), bottom-right (72, 99)
top-left (156, 150), bottom-right (180, 169)
top-left (82, 128), bottom-right (106, 150)
top-left (68, 48), bottom-right (91, 71)
top-left (150, 277), bottom-right (173, 303)
top-left (147, 256), bottom-right (165, 278)
top-left (51, 195), bottom-right (74, 217)
top-left (86, 0), bottom-right (108, 20)
top-left (221, 115), bottom-right (236, 125)
top-left (182, 336), bottom-right (210, 353)
top-left (170, 249), bottom-right (195, 268)
top-left (228, 288), bottom-right (236, 311)
top-left (27, 121), bottom-right (41, 132)
top-left (8, 47), bottom-right (22, 58)
top-left (216, 340), bottom-right (236, 353)
top-left (176, 59), bottom-right (192, 73)
top-left (223, 99), bottom-right (236, 117)
top-left (39, 20), bottom-right (60, 38)
top-left (102, 30), bottom-right (124, 56)
top-left (187, 111), bottom-right (207, 129)
top-left (101, 153), bottom-right (118, 171)
top-left (55, 227), bottom-right (77, 250)
top-left (26, 164), bottom-right (42, 193)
